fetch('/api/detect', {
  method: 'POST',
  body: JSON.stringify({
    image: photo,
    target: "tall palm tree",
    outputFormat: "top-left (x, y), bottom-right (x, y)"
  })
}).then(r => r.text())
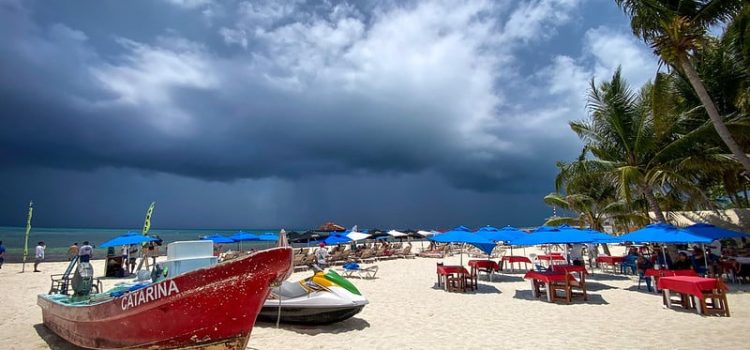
top-left (570, 68), bottom-right (711, 222)
top-left (614, 0), bottom-right (750, 174)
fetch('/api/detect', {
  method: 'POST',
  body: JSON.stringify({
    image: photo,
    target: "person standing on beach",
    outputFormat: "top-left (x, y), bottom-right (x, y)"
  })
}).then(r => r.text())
top-left (0, 240), bottom-right (5, 269)
top-left (78, 241), bottom-right (93, 263)
top-left (315, 242), bottom-right (329, 268)
top-left (67, 242), bottom-right (79, 260)
top-left (34, 241), bottom-right (45, 272)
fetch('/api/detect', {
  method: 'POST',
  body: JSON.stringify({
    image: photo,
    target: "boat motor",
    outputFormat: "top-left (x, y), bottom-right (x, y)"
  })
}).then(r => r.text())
top-left (71, 262), bottom-right (95, 298)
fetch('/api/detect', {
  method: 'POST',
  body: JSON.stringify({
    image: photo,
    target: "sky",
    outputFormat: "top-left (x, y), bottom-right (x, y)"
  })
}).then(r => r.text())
top-left (0, 0), bottom-right (660, 230)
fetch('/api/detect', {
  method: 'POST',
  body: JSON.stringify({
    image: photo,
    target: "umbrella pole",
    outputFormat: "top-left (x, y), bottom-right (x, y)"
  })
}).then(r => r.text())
top-left (702, 244), bottom-right (710, 276)
top-left (662, 244), bottom-right (669, 270)
top-left (460, 243), bottom-right (464, 266)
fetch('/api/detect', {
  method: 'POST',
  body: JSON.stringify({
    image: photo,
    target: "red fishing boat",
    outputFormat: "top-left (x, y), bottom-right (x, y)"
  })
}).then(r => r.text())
top-left (38, 245), bottom-right (293, 349)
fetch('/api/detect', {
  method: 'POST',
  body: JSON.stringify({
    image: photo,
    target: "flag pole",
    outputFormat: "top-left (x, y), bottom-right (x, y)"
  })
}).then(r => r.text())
top-left (21, 201), bottom-right (34, 273)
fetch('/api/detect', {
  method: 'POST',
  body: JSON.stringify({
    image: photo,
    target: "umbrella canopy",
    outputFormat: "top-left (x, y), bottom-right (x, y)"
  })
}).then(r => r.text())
top-left (429, 227), bottom-right (495, 255)
top-left (387, 230), bottom-right (408, 238)
top-left (257, 233), bottom-right (279, 241)
top-left (416, 230), bottom-right (439, 237)
top-left (683, 223), bottom-right (748, 240)
top-left (509, 227), bottom-right (597, 245)
top-left (99, 232), bottom-right (158, 248)
top-left (367, 229), bottom-right (390, 239)
top-left (476, 225), bottom-right (525, 242)
top-left (229, 231), bottom-right (260, 242)
top-left (532, 226), bottom-right (560, 232)
top-left (347, 231), bottom-right (371, 241)
top-left (616, 223), bottom-right (713, 243)
top-left (323, 234), bottom-right (352, 245)
top-left (289, 231), bottom-right (323, 243)
top-left (200, 234), bottom-right (235, 244)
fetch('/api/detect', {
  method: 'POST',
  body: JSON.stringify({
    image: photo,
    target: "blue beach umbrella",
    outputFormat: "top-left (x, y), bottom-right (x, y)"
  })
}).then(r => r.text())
top-left (509, 227), bottom-right (598, 246)
top-left (229, 231), bottom-right (260, 241)
top-left (99, 232), bottom-right (158, 248)
top-left (683, 223), bottom-right (748, 240)
top-left (430, 226), bottom-right (496, 264)
top-left (201, 234), bottom-right (235, 244)
top-left (476, 225), bottom-right (525, 242)
top-left (229, 231), bottom-right (260, 251)
top-left (616, 223), bottom-right (712, 244)
top-left (257, 233), bottom-right (279, 241)
top-left (617, 223), bottom-right (713, 270)
top-left (324, 234), bottom-right (352, 245)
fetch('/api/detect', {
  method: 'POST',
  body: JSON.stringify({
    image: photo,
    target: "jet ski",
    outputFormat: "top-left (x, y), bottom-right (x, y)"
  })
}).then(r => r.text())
top-left (257, 268), bottom-right (368, 325)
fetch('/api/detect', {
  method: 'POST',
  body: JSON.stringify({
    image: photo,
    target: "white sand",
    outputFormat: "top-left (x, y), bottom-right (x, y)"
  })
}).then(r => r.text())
top-left (2, 249), bottom-right (748, 350)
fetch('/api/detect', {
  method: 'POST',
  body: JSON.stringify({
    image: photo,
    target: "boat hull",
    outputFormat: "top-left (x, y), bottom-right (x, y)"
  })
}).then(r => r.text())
top-left (38, 247), bottom-right (293, 350)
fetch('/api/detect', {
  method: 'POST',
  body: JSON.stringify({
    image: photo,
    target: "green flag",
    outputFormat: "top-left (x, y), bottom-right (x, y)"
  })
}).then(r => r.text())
top-left (142, 201), bottom-right (155, 235)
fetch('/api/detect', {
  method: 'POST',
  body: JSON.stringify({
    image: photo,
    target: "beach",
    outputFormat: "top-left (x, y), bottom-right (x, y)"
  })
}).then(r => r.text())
top-left (2, 248), bottom-right (749, 350)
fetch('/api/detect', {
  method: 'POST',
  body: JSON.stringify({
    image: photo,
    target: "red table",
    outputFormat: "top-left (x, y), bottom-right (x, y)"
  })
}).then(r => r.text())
top-left (552, 264), bottom-right (588, 284)
top-left (468, 260), bottom-right (498, 282)
top-left (537, 255), bottom-right (566, 267)
top-left (596, 255), bottom-right (624, 273)
top-left (524, 270), bottom-right (572, 302)
top-left (644, 269), bottom-right (697, 287)
top-left (657, 276), bottom-right (729, 316)
top-left (436, 265), bottom-right (470, 292)
top-left (501, 256), bottom-right (532, 271)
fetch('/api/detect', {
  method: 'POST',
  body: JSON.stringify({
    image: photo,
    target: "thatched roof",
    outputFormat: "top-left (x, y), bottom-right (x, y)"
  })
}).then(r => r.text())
top-left (318, 222), bottom-right (346, 232)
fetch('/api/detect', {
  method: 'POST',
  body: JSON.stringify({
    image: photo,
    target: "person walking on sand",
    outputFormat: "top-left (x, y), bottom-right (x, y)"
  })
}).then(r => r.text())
top-left (0, 240), bottom-right (5, 269)
top-left (67, 242), bottom-right (79, 260)
top-left (34, 241), bottom-right (45, 272)
top-left (79, 241), bottom-right (93, 263)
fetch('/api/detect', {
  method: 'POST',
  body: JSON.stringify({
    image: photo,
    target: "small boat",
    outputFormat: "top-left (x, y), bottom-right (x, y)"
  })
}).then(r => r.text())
top-left (257, 269), bottom-right (368, 325)
top-left (38, 240), bottom-right (293, 350)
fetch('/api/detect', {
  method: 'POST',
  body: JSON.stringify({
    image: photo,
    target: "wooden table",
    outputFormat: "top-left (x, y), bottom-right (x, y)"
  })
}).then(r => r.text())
top-left (436, 265), bottom-right (471, 292)
top-left (657, 276), bottom-right (730, 316)
top-left (596, 255), bottom-right (624, 273)
top-left (501, 256), bottom-right (532, 272)
top-left (524, 270), bottom-right (571, 302)
top-left (468, 259), bottom-right (498, 282)
top-left (643, 269), bottom-right (697, 293)
top-left (537, 254), bottom-right (566, 267)
top-left (551, 264), bottom-right (588, 284)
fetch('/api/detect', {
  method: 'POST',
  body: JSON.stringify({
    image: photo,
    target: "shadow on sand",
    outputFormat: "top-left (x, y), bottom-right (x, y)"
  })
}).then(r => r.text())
top-left (256, 317), bottom-right (370, 335)
top-left (512, 290), bottom-right (609, 305)
top-left (34, 324), bottom-right (83, 350)
top-left (587, 273), bottom-right (632, 281)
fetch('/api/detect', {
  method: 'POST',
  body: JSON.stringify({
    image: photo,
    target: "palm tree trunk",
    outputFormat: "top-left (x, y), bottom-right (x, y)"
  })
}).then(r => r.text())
top-left (641, 184), bottom-right (666, 223)
top-left (680, 59), bottom-right (750, 174)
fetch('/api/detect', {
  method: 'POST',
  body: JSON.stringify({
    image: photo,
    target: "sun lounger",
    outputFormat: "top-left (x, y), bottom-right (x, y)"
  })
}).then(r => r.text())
top-left (339, 262), bottom-right (379, 279)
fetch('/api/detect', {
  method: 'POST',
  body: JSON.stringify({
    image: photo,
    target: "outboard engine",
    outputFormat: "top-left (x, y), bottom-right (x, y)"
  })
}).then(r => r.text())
top-left (71, 262), bottom-right (94, 298)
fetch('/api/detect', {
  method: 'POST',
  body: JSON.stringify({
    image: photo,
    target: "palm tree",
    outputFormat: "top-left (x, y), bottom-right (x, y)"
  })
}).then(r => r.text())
top-left (570, 68), bottom-right (712, 223)
top-left (543, 160), bottom-right (648, 231)
top-left (614, 0), bottom-right (750, 174)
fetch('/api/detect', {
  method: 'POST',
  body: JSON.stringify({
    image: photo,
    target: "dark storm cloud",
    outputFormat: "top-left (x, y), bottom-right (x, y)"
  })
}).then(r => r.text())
top-left (0, 0), bottom-right (649, 227)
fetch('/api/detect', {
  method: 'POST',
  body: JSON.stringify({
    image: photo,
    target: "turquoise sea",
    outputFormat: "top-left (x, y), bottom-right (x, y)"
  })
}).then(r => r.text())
top-left (0, 227), bottom-right (286, 263)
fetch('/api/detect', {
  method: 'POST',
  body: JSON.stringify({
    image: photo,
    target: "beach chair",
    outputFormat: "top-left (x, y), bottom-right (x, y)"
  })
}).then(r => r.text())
top-left (397, 245), bottom-right (415, 259)
top-left (339, 263), bottom-right (378, 279)
top-left (549, 274), bottom-right (587, 304)
top-left (356, 249), bottom-right (376, 263)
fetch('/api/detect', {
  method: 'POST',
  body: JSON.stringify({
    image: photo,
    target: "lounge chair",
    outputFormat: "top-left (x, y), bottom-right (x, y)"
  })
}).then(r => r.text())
top-left (339, 262), bottom-right (379, 279)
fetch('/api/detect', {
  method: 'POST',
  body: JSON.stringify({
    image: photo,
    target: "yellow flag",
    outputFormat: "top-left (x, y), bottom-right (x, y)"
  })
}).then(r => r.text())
top-left (142, 202), bottom-right (155, 235)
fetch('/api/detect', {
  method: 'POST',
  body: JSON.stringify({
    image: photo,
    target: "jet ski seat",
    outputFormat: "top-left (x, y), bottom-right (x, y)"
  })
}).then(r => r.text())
top-left (272, 280), bottom-right (309, 299)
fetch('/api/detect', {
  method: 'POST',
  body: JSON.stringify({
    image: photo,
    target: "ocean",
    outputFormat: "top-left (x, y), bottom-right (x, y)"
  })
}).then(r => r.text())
top-left (0, 226), bottom-right (285, 263)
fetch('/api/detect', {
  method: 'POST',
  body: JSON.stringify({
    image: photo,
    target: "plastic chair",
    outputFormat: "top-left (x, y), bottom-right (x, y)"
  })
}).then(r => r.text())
top-left (620, 256), bottom-right (637, 275)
